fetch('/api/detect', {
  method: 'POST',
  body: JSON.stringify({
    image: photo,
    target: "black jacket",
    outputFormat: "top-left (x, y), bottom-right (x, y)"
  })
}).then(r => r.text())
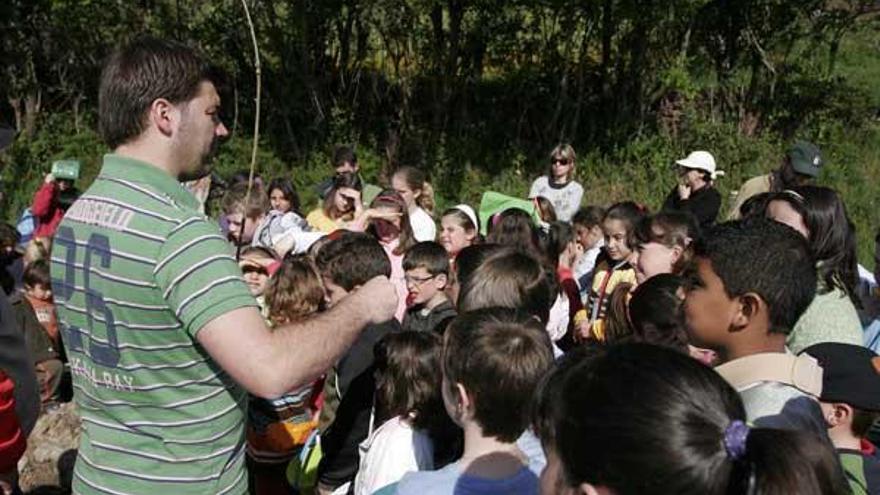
top-left (662, 185), bottom-right (721, 231)
top-left (0, 292), bottom-right (40, 436)
top-left (401, 300), bottom-right (457, 335)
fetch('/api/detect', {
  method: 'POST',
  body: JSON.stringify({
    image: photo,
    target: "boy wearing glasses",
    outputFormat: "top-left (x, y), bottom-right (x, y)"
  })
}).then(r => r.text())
top-left (402, 242), bottom-right (457, 335)
top-left (528, 143), bottom-right (584, 222)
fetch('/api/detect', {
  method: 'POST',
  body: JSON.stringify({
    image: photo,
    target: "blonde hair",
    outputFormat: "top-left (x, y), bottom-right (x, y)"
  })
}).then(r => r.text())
top-left (23, 238), bottom-right (50, 266)
top-left (264, 254), bottom-right (325, 326)
top-left (394, 166), bottom-right (435, 214)
top-left (547, 143), bottom-right (577, 182)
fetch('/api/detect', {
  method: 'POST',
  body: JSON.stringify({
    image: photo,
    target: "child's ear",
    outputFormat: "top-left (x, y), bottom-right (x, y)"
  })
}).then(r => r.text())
top-left (732, 292), bottom-right (763, 331)
top-left (827, 403), bottom-right (853, 428)
top-left (455, 382), bottom-right (473, 419)
top-left (435, 273), bottom-right (448, 290)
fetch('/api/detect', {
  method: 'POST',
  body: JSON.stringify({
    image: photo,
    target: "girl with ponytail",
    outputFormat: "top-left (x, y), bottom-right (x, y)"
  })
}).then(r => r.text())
top-left (533, 343), bottom-right (849, 495)
top-left (392, 167), bottom-right (436, 242)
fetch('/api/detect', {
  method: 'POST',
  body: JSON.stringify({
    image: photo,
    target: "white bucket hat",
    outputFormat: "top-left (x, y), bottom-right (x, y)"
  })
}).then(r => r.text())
top-left (676, 150), bottom-right (724, 181)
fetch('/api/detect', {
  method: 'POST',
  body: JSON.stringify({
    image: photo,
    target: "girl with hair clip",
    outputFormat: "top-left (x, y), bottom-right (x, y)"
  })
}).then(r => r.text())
top-left (533, 343), bottom-right (850, 495)
top-left (247, 255), bottom-right (325, 495)
top-left (391, 167), bottom-right (437, 242)
top-left (351, 331), bottom-right (455, 495)
top-left (576, 202), bottom-right (647, 342)
top-left (306, 174), bottom-right (364, 233)
top-left (438, 205), bottom-right (479, 260)
top-left (529, 143), bottom-right (584, 222)
top-left (763, 185), bottom-right (863, 353)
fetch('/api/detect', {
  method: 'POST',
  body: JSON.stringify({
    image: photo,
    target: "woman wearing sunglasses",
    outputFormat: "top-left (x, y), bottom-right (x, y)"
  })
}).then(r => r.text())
top-left (528, 143), bottom-right (584, 222)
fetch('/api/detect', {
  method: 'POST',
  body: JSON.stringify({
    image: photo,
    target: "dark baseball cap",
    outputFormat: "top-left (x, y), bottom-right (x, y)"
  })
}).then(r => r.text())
top-left (787, 141), bottom-right (823, 177)
top-left (801, 342), bottom-right (880, 411)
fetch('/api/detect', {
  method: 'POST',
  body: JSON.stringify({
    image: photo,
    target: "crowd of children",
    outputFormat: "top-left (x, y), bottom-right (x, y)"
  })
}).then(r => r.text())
top-left (3, 137), bottom-right (880, 495)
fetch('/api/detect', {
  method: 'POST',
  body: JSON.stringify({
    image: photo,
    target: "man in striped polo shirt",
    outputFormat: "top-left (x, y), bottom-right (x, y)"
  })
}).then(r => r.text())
top-left (51, 36), bottom-right (398, 494)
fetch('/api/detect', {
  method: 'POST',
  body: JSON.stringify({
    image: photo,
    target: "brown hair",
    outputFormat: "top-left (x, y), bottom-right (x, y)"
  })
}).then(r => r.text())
top-left (369, 189), bottom-right (416, 256)
top-left (99, 36), bottom-right (219, 149)
top-left (851, 408), bottom-right (880, 438)
top-left (23, 259), bottom-right (51, 288)
top-left (314, 231), bottom-right (392, 291)
top-left (374, 331), bottom-right (446, 431)
top-left (393, 166), bottom-right (435, 214)
top-left (264, 254), bottom-right (324, 325)
top-left (441, 208), bottom-right (479, 236)
top-left (403, 241), bottom-right (449, 276)
top-left (603, 282), bottom-right (635, 344)
top-left (457, 249), bottom-right (554, 324)
top-left (634, 211), bottom-right (698, 275)
top-left (443, 308), bottom-right (554, 442)
top-left (534, 197), bottom-right (557, 223)
top-left (322, 173), bottom-right (361, 221)
top-left (222, 183), bottom-right (269, 218)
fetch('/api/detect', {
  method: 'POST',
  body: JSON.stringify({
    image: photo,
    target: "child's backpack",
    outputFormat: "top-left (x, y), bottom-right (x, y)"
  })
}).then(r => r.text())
top-left (15, 208), bottom-right (38, 246)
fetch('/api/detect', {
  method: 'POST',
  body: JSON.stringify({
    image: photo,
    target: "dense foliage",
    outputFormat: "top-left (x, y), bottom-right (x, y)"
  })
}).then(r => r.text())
top-left (1, 1), bottom-right (879, 263)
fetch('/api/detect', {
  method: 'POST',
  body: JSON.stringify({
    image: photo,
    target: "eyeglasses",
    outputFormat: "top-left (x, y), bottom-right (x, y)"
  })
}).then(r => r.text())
top-left (404, 274), bottom-right (437, 286)
top-left (551, 158), bottom-right (572, 165)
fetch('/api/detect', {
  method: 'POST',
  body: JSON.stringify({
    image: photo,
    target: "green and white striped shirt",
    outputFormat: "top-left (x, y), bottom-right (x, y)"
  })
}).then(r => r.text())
top-left (51, 154), bottom-right (257, 495)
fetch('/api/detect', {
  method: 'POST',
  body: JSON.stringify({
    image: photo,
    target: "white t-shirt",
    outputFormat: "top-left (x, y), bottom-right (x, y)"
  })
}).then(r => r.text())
top-left (409, 207), bottom-right (437, 242)
top-left (528, 176), bottom-right (584, 222)
top-left (353, 415), bottom-right (434, 495)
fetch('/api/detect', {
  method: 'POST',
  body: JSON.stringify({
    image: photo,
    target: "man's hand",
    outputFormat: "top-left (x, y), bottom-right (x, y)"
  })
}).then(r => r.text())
top-left (44, 173), bottom-right (56, 184)
top-left (350, 276), bottom-right (398, 324)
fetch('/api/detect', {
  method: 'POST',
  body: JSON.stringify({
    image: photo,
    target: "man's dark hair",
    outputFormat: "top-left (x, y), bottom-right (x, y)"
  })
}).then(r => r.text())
top-left (99, 36), bottom-right (218, 149)
top-left (23, 259), bottom-right (51, 288)
top-left (403, 241), bottom-right (449, 276)
top-left (695, 218), bottom-right (817, 334)
top-left (444, 307), bottom-right (553, 443)
top-left (315, 231), bottom-right (391, 290)
top-left (332, 145), bottom-right (358, 169)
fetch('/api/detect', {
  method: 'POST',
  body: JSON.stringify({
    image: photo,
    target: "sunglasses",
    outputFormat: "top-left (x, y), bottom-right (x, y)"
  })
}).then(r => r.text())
top-left (551, 158), bottom-right (572, 165)
top-left (241, 265), bottom-right (269, 276)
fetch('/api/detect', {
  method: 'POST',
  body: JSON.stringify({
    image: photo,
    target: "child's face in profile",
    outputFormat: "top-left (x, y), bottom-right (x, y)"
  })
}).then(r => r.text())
top-left (635, 240), bottom-right (678, 282)
top-left (25, 283), bottom-right (52, 302)
top-left (682, 257), bottom-right (737, 351)
top-left (574, 223), bottom-right (602, 251)
top-left (405, 267), bottom-right (445, 307)
top-left (602, 218), bottom-right (632, 261)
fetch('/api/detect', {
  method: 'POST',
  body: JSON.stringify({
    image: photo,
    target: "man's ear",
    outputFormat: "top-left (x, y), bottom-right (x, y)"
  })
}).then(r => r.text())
top-left (149, 98), bottom-right (177, 136)
top-left (731, 292), bottom-right (763, 332)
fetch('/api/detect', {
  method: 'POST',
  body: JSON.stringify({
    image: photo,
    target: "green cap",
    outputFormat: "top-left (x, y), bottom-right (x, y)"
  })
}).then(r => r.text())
top-left (477, 191), bottom-right (542, 235)
top-left (787, 141), bottom-right (822, 177)
top-left (51, 160), bottom-right (81, 181)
